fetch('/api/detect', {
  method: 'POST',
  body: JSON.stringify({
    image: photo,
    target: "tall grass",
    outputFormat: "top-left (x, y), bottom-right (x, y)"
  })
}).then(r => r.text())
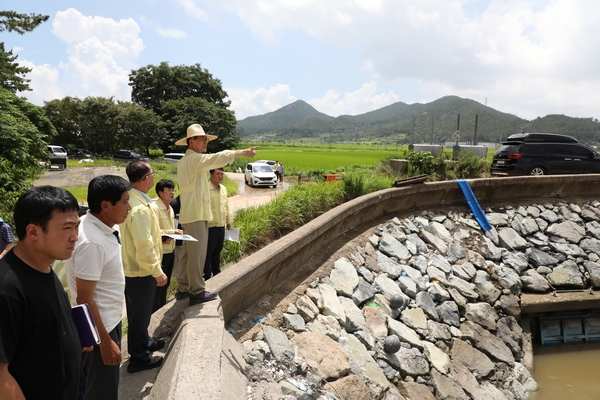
top-left (221, 167), bottom-right (393, 264)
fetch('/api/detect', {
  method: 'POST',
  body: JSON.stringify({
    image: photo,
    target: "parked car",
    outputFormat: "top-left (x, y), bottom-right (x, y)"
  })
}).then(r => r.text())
top-left (163, 153), bottom-right (185, 163)
top-left (47, 145), bottom-right (67, 159)
top-left (67, 148), bottom-right (94, 159)
top-left (491, 133), bottom-right (600, 176)
top-left (245, 162), bottom-right (278, 188)
top-left (255, 159), bottom-right (276, 169)
top-left (113, 150), bottom-right (150, 162)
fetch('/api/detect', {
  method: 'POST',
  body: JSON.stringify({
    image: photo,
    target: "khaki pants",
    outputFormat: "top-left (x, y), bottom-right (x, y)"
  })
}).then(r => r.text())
top-left (177, 220), bottom-right (208, 295)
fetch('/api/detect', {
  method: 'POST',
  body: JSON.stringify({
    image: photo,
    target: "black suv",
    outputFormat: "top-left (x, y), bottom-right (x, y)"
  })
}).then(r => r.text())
top-left (491, 133), bottom-right (600, 176)
top-left (113, 150), bottom-right (150, 162)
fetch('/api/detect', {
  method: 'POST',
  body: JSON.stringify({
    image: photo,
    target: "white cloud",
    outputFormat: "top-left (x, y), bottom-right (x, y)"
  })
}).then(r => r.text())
top-left (308, 82), bottom-right (399, 117)
top-left (227, 84), bottom-right (297, 119)
top-left (228, 82), bottom-right (399, 119)
top-left (173, 0), bottom-right (208, 21)
top-left (19, 60), bottom-right (63, 105)
top-left (217, 0), bottom-right (600, 119)
top-left (18, 8), bottom-right (144, 105)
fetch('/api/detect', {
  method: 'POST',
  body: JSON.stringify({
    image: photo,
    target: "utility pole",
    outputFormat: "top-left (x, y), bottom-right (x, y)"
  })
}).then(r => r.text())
top-left (473, 115), bottom-right (479, 145)
top-left (431, 116), bottom-right (434, 145)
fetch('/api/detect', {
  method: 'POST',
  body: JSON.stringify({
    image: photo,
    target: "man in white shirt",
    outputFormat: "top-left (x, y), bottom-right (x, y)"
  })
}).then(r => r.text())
top-left (66, 175), bottom-right (132, 400)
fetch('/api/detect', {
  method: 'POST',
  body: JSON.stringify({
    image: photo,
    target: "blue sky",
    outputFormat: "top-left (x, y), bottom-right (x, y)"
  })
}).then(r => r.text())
top-left (5, 1), bottom-right (600, 121)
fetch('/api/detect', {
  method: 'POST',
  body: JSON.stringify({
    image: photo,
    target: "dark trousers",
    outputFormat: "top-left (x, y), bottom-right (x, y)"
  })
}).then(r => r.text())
top-left (80, 323), bottom-right (122, 400)
top-left (153, 252), bottom-right (174, 313)
top-left (125, 276), bottom-right (155, 363)
top-left (204, 226), bottom-right (225, 281)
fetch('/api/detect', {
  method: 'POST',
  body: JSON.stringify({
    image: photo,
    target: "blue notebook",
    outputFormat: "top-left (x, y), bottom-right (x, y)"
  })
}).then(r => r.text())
top-left (71, 303), bottom-right (101, 347)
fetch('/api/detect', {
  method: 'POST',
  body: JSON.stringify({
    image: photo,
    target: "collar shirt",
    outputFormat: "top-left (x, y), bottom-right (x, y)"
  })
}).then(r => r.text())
top-left (177, 149), bottom-right (236, 224)
top-left (208, 183), bottom-right (233, 228)
top-left (66, 212), bottom-right (125, 332)
top-left (119, 189), bottom-right (164, 278)
top-left (152, 199), bottom-right (176, 254)
top-left (0, 222), bottom-right (14, 252)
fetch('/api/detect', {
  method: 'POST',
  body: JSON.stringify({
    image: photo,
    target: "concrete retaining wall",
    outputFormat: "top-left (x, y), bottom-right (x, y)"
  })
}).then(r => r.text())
top-left (207, 174), bottom-right (600, 323)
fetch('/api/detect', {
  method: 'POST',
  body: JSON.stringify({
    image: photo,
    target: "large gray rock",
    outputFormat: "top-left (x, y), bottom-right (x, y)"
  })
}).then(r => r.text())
top-left (501, 251), bottom-right (529, 273)
top-left (437, 301), bottom-right (460, 328)
top-left (583, 260), bottom-right (600, 287)
top-left (296, 294), bottom-right (320, 322)
top-left (548, 242), bottom-right (587, 257)
top-left (387, 318), bottom-right (423, 350)
top-left (447, 242), bottom-right (466, 263)
top-left (450, 338), bottom-right (495, 378)
top-left (498, 227), bottom-right (529, 250)
top-left (405, 233), bottom-right (429, 255)
top-left (547, 259), bottom-right (586, 288)
top-left (424, 221), bottom-right (453, 244)
top-left (430, 368), bottom-right (469, 399)
top-left (382, 346), bottom-right (429, 377)
top-left (496, 316), bottom-right (523, 357)
top-left (422, 341), bottom-right (450, 374)
top-left (262, 325), bottom-right (294, 362)
top-left (291, 332), bottom-right (351, 381)
top-left (490, 262), bottom-right (522, 295)
top-left (465, 302), bottom-right (498, 331)
top-left (429, 253), bottom-right (452, 274)
top-left (526, 247), bottom-right (559, 267)
top-left (416, 291), bottom-right (440, 321)
top-left (333, 257), bottom-right (359, 291)
top-left (446, 275), bottom-right (479, 301)
top-left (473, 270), bottom-right (502, 304)
top-left (580, 238), bottom-right (600, 256)
top-left (378, 251), bottom-right (403, 279)
top-left (511, 215), bottom-right (539, 236)
top-left (317, 283), bottom-right (347, 324)
top-left (339, 296), bottom-right (367, 333)
top-left (420, 229), bottom-right (449, 254)
top-left (460, 321), bottom-right (515, 365)
top-left (379, 233), bottom-right (411, 261)
top-left (451, 262), bottom-right (477, 282)
top-left (397, 381), bottom-right (436, 400)
top-left (546, 220), bottom-right (585, 243)
top-left (339, 333), bottom-right (391, 396)
top-left (520, 269), bottom-right (551, 292)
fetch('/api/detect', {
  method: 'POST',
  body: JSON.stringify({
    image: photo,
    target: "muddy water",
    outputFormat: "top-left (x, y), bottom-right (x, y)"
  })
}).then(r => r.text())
top-left (530, 342), bottom-right (600, 399)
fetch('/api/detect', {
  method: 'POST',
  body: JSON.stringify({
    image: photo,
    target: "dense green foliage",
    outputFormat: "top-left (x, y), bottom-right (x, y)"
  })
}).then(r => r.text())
top-left (129, 62), bottom-right (239, 154)
top-left (0, 88), bottom-right (51, 223)
top-left (43, 97), bottom-right (165, 156)
top-left (0, 10), bottom-right (51, 222)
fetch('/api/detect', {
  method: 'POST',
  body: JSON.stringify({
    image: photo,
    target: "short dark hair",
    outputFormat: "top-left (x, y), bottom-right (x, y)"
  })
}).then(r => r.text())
top-left (87, 175), bottom-right (132, 213)
top-left (126, 161), bottom-right (151, 183)
top-left (155, 179), bottom-right (175, 194)
top-left (13, 186), bottom-right (79, 240)
top-left (209, 168), bottom-right (224, 174)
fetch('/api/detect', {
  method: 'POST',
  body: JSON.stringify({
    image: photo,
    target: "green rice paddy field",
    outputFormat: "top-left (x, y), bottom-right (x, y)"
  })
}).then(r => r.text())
top-left (240, 143), bottom-right (409, 172)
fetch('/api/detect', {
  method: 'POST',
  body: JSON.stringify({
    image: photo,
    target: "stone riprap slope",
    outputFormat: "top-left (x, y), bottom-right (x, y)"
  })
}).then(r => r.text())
top-left (242, 201), bottom-right (600, 400)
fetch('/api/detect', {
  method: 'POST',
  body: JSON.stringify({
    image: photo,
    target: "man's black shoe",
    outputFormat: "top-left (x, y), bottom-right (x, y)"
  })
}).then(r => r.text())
top-left (147, 339), bottom-right (165, 352)
top-left (127, 356), bottom-right (164, 373)
top-left (175, 291), bottom-right (189, 300)
top-left (189, 290), bottom-right (218, 305)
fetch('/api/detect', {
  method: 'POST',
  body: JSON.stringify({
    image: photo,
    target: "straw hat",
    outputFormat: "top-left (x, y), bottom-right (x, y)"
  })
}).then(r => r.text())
top-left (175, 124), bottom-right (218, 146)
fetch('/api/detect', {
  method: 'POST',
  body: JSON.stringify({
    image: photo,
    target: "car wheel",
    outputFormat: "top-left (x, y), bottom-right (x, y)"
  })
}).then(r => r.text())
top-left (529, 166), bottom-right (546, 176)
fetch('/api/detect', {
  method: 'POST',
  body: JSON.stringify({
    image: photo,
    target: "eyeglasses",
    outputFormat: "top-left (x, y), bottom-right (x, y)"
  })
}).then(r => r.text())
top-left (144, 171), bottom-right (157, 179)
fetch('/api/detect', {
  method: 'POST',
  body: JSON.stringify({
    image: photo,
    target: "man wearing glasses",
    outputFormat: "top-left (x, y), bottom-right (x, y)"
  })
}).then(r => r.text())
top-left (119, 161), bottom-right (167, 373)
top-left (175, 124), bottom-right (257, 305)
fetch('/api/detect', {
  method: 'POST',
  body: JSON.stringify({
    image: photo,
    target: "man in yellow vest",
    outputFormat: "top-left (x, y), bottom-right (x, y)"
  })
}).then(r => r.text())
top-left (175, 124), bottom-right (257, 305)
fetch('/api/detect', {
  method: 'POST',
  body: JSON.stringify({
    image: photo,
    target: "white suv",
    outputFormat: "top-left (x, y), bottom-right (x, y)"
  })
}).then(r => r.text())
top-left (245, 162), bottom-right (278, 188)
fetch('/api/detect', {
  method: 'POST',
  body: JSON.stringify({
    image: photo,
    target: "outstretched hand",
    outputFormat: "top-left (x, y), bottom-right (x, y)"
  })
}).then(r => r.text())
top-left (239, 146), bottom-right (258, 158)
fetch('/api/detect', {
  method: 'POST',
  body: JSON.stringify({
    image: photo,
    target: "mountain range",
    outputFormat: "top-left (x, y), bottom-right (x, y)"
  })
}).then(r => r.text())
top-left (236, 96), bottom-right (600, 145)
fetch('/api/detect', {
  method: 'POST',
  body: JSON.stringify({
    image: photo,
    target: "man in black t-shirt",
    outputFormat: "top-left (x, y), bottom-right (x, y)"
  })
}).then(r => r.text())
top-left (0, 186), bottom-right (87, 399)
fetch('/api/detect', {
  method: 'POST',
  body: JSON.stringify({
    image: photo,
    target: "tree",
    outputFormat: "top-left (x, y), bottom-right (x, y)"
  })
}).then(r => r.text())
top-left (43, 97), bottom-right (84, 147)
top-left (0, 87), bottom-right (52, 222)
top-left (129, 62), bottom-right (231, 115)
top-left (161, 97), bottom-right (239, 153)
top-left (0, 11), bottom-right (49, 34)
top-left (114, 102), bottom-right (165, 155)
top-left (0, 11), bottom-right (49, 92)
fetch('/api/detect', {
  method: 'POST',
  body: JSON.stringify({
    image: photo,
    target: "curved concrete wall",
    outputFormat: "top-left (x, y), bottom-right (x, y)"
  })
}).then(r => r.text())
top-left (207, 174), bottom-right (600, 323)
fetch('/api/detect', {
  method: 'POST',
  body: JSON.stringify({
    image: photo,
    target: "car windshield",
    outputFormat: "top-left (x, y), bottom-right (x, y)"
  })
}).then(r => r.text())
top-left (131, 151), bottom-right (141, 157)
top-left (254, 165), bottom-right (273, 173)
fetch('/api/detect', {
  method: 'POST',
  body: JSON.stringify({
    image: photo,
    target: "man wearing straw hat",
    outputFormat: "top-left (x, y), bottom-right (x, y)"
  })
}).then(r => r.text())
top-left (175, 124), bottom-right (257, 305)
